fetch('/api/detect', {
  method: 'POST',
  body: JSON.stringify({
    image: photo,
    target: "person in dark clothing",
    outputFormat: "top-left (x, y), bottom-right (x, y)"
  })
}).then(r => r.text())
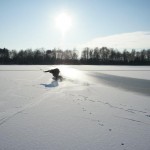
top-left (44, 68), bottom-right (61, 80)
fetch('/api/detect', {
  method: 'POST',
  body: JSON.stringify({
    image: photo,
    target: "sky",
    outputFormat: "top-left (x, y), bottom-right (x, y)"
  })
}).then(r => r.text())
top-left (0, 0), bottom-right (150, 52)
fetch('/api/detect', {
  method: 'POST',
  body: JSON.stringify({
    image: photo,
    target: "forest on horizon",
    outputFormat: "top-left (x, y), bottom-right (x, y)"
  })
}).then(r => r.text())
top-left (0, 47), bottom-right (150, 65)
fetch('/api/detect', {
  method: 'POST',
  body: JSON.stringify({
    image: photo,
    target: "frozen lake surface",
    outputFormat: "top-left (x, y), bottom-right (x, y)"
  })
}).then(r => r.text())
top-left (0, 65), bottom-right (150, 150)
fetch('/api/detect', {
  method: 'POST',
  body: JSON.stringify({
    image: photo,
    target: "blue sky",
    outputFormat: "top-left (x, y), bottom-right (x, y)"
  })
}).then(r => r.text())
top-left (0, 0), bottom-right (150, 51)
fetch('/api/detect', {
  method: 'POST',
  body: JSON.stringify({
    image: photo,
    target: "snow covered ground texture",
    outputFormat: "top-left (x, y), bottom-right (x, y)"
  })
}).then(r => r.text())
top-left (0, 65), bottom-right (150, 150)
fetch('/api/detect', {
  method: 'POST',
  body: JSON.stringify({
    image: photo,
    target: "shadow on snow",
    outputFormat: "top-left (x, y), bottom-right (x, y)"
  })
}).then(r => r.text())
top-left (40, 80), bottom-right (59, 88)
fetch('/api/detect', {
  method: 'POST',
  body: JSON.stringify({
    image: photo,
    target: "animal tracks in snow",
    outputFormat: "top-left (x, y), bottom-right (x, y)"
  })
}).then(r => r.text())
top-left (68, 93), bottom-right (150, 129)
top-left (69, 93), bottom-right (106, 128)
top-left (67, 92), bottom-right (150, 150)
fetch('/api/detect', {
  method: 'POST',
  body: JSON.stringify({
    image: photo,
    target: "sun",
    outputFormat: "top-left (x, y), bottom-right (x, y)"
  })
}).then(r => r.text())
top-left (55, 12), bottom-right (72, 35)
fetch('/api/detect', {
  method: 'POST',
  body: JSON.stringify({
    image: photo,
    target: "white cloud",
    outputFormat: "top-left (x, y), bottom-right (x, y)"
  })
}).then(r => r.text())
top-left (78, 31), bottom-right (150, 51)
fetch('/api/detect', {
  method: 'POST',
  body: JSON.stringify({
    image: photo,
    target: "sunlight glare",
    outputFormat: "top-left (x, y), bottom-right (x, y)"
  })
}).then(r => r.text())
top-left (58, 66), bottom-right (83, 80)
top-left (55, 12), bottom-right (72, 35)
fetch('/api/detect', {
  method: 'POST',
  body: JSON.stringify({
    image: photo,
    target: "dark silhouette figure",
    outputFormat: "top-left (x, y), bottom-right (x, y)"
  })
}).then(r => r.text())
top-left (44, 68), bottom-right (61, 80)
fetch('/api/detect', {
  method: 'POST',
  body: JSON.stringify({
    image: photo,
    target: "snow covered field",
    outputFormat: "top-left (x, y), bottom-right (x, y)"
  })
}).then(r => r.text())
top-left (0, 65), bottom-right (150, 150)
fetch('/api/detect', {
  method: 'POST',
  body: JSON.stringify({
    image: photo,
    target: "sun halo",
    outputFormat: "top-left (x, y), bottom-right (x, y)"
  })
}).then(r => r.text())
top-left (55, 12), bottom-right (72, 35)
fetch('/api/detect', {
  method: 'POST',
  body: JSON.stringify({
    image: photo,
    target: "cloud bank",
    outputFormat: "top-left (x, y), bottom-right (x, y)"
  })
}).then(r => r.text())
top-left (78, 31), bottom-right (150, 51)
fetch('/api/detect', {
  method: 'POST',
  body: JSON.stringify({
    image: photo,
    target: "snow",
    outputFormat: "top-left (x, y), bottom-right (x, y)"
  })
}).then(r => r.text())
top-left (71, 65), bottom-right (150, 80)
top-left (0, 65), bottom-right (150, 150)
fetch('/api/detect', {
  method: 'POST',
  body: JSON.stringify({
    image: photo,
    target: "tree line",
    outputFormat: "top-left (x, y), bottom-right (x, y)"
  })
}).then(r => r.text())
top-left (81, 47), bottom-right (150, 65)
top-left (0, 47), bottom-right (150, 65)
top-left (0, 48), bottom-right (79, 64)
